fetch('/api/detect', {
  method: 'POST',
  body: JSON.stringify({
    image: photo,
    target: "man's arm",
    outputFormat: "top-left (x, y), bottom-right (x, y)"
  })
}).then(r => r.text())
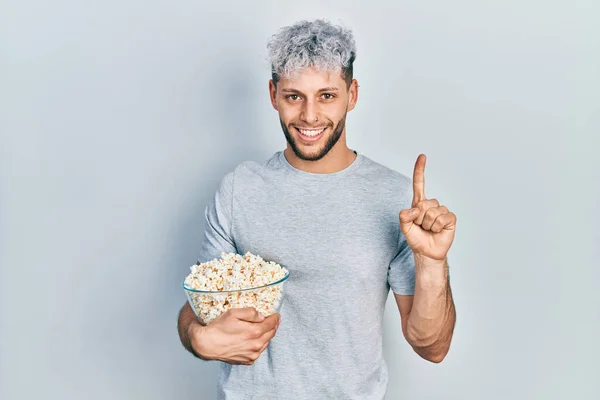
top-left (395, 256), bottom-right (456, 363)
top-left (177, 302), bottom-right (207, 359)
top-left (176, 170), bottom-right (281, 364)
top-left (177, 301), bottom-right (281, 364)
top-left (395, 154), bottom-right (457, 363)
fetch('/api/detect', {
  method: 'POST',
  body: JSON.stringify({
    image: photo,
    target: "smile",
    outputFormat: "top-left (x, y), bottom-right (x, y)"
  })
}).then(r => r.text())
top-left (297, 127), bottom-right (325, 136)
top-left (294, 126), bottom-right (327, 142)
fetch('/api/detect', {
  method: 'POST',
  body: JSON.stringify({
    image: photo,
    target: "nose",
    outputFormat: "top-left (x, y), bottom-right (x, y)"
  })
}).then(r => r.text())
top-left (300, 99), bottom-right (319, 124)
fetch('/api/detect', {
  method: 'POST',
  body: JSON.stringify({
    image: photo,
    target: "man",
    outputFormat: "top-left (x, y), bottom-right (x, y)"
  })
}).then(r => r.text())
top-left (178, 19), bottom-right (457, 399)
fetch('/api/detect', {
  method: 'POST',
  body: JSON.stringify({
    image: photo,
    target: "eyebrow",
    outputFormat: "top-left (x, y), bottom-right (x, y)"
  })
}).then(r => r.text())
top-left (280, 87), bottom-right (340, 94)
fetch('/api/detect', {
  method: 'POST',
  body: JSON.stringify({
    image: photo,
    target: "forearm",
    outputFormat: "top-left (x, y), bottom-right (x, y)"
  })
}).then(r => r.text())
top-left (406, 255), bottom-right (456, 362)
top-left (177, 302), bottom-right (208, 360)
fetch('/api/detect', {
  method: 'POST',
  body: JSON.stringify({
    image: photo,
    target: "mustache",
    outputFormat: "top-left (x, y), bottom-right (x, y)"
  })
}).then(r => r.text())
top-left (289, 121), bottom-right (332, 129)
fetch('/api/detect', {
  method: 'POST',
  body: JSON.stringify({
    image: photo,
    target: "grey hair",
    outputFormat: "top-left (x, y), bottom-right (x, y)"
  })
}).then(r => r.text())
top-left (267, 19), bottom-right (357, 87)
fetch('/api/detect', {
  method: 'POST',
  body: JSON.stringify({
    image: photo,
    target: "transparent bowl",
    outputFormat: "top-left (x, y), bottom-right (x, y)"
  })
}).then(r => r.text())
top-left (183, 270), bottom-right (290, 325)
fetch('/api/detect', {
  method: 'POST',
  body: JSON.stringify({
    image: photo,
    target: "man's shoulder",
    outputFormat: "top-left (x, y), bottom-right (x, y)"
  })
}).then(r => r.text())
top-left (358, 153), bottom-right (412, 190)
top-left (219, 152), bottom-right (283, 188)
top-left (222, 151), bottom-right (413, 192)
top-left (355, 154), bottom-right (412, 208)
top-left (231, 151), bottom-right (282, 175)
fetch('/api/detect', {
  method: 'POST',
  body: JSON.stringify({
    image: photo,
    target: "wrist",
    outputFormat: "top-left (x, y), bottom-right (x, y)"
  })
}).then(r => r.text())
top-left (414, 253), bottom-right (447, 267)
top-left (188, 321), bottom-right (211, 360)
top-left (414, 254), bottom-right (448, 288)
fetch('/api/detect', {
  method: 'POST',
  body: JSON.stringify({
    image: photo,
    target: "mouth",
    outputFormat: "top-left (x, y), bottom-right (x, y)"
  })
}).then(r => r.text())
top-left (294, 126), bottom-right (327, 142)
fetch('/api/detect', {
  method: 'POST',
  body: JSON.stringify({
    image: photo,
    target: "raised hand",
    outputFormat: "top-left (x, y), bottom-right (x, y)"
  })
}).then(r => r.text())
top-left (399, 154), bottom-right (457, 261)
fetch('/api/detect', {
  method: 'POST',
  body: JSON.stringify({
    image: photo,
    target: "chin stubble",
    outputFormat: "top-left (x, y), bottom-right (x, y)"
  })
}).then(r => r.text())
top-left (280, 114), bottom-right (346, 161)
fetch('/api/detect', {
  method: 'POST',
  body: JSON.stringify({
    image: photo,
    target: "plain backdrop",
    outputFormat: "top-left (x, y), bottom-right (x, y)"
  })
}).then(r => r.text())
top-left (1, 1), bottom-right (599, 399)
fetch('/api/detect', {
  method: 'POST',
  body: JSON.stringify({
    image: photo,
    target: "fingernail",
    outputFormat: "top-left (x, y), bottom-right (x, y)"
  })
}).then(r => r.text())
top-left (411, 208), bottom-right (419, 216)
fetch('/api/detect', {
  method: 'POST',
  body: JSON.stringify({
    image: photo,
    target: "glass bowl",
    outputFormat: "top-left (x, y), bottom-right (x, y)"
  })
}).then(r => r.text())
top-left (183, 270), bottom-right (290, 325)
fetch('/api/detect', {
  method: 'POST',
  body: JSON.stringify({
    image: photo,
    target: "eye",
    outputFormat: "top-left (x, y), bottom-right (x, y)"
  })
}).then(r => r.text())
top-left (286, 94), bottom-right (301, 101)
top-left (321, 93), bottom-right (335, 100)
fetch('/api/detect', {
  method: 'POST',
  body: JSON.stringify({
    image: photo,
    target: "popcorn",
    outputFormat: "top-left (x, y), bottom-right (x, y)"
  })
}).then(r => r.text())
top-left (183, 252), bottom-right (289, 325)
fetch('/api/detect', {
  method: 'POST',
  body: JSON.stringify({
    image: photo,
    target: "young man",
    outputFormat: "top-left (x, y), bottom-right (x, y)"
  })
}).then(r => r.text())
top-left (178, 19), bottom-right (457, 400)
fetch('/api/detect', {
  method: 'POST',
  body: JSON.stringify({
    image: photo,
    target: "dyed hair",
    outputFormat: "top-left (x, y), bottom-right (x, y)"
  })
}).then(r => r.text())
top-left (267, 19), bottom-right (357, 88)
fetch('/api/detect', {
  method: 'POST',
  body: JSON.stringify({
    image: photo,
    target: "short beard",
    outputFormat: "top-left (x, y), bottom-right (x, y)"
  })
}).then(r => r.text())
top-left (280, 114), bottom-right (346, 161)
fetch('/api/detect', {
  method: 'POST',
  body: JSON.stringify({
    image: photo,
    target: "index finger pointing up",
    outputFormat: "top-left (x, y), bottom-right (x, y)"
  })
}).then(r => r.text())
top-left (412, 154), bottom-right (426, 205)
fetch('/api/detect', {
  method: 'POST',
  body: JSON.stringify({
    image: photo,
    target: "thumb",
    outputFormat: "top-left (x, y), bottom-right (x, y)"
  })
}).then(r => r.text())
top-left (399, 208), bottom-right (420, 227)
top-left (232, 307), bottom-right (265, 323)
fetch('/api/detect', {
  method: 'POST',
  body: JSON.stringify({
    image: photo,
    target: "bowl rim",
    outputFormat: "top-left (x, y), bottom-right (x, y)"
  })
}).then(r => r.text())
top-left (182, 269), bottom-right (290, 293)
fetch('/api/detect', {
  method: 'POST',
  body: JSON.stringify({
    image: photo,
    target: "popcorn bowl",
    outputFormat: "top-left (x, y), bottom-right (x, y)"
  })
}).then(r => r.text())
top-left (183, 269), bottom-right (290, 325)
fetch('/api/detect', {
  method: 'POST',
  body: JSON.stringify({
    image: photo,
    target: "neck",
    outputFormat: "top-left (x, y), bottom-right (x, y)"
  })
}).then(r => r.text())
top-left (284, 132), bottom-right (357, 174)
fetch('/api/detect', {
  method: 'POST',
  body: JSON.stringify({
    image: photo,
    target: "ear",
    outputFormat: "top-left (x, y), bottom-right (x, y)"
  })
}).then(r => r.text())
top-left (269, 80), bottom-right (278, 111)
top-left (347, 79), bottom-right (359, 112)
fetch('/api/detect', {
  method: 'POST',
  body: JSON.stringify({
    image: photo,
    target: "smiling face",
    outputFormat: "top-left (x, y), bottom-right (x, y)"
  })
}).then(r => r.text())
top-left (269, 67), bottom-right (358, 162)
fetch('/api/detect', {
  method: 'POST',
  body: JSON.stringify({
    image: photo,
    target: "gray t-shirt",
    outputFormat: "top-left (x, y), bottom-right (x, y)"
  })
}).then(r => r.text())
top-left (197, 150), bottom-right (416, 400)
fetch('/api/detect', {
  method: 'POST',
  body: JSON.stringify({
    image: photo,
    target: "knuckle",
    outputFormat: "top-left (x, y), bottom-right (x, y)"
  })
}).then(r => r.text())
top-left (243, 329), bottom-right (257, 340)
top-left (423, 208), bottom-right (436, 220)
top-left (251, 341), bottom-right (263, 352)
top-left (226, 308), bottom-right (237, 317)
top-left (419, 199), bottom-right (439, 210)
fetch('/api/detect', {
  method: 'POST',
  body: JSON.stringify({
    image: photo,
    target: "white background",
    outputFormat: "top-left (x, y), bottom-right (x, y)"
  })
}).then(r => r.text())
top-left (1, 0), bottom-right (599, 399)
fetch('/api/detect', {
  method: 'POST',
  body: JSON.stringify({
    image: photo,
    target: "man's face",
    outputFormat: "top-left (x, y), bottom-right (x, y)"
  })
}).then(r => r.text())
top-left (269, 67), bottom-right (358, 161)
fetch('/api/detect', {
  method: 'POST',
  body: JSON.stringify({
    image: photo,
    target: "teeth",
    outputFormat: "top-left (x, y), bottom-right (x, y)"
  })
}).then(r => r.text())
top-left (299, 128), bottom-right (325, 137)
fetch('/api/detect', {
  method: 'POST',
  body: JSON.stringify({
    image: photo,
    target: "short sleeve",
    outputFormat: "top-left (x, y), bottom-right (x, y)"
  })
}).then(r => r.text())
top-left (197, 171), bottom-right (237, 263)
top-left (387, 175), bottom-right (416, 295)
top-left (387, 230), bottom-right (416, 295)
